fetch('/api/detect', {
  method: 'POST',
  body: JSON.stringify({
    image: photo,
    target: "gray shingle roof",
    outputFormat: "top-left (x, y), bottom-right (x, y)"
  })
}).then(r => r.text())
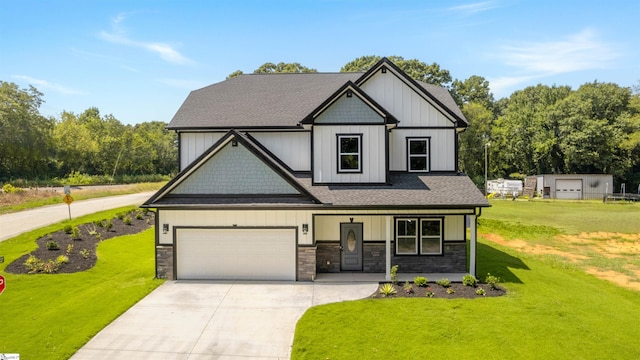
top-left (168, 72), bottom-right (361, 129)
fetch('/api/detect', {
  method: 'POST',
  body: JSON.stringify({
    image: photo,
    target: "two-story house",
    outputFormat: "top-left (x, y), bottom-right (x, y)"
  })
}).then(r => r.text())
top-left (143, 58), bottom-right (489, 281)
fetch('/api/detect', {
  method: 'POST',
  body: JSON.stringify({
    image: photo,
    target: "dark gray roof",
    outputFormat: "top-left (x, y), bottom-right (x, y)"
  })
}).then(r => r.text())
top-left (168, 72), bottom-right (361, 129)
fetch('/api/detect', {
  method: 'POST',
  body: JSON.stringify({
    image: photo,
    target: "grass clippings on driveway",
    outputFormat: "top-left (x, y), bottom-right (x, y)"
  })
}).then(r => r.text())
top-left (0, 207), bottom-right (163, 359)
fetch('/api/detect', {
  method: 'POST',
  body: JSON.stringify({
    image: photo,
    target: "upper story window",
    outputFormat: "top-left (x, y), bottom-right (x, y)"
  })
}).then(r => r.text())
top-left (337, 134), bottom-right (362, 173)
top-left (407, 138), bottom-right (430, 172)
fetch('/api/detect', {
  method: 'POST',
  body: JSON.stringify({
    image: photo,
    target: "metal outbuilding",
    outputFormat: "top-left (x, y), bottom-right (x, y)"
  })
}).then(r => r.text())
top-left (526, 174), bottom-right (613, 200)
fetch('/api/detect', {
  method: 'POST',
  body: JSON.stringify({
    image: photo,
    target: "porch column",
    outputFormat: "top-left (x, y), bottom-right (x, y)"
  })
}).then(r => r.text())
top-left (468, 214), bottom-right (477, 277)
top-left (385, 215), bottom-right (392, 281)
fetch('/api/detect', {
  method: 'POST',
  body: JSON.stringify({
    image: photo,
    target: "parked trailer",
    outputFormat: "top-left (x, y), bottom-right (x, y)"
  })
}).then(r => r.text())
top-left (487, 179), bottom-right (523, 198)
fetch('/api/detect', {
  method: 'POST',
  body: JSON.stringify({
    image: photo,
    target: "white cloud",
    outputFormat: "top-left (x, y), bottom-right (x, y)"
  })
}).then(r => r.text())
top-left (11, 75), bottom-right (82, 95)
top-left (99, 13), bottom-right (193, 65)
top-left (489, 29), bottom-right (622, 96)
top-left (447, 1), bottom-right (498, 15)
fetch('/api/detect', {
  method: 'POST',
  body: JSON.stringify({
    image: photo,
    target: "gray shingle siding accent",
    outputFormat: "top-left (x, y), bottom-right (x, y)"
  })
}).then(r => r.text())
top-left (315, 93), bottom-right (384, 124)
top-left (172, 143), bottom-right (299, 195)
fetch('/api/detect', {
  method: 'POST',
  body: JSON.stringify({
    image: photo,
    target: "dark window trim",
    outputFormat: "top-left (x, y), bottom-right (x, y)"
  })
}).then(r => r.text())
top-left (336, 133), bottom-right (363, 174)
top-left (406, 137), bottom-right (431, 173)
top-left (394, 216), bottom-right (444, 256)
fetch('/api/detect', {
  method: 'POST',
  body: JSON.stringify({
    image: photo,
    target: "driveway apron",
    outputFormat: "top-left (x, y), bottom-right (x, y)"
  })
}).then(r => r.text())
top-left (70, 281), bottom-right (377, 359)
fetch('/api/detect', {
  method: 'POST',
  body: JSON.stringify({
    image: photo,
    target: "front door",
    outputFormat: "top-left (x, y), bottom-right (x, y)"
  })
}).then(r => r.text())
top-left (340, 223), bottom-right (363, 271)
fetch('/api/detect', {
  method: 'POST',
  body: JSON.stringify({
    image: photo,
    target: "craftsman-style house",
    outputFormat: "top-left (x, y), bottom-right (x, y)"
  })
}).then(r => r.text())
top-left (143, 58), bottom-right (489, 281)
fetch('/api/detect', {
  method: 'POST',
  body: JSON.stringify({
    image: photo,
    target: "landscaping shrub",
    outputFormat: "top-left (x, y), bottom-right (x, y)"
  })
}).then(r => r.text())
top-left (46, 241), bottom-right (59, 250)
top-left (462, 274), bottom-right (477, 287)
top-left (379, 283), bottom-right (397, 297)
top-left (63, 224), bottom-right (73, 234)
top-left (413, 276), bottom-right (428, 287)
top-left (390, 265), bottom-right (398, 284)
top-left (436, 278), bottom-right (451, 288)
top-left (485, 273), bottom-right (501, 290)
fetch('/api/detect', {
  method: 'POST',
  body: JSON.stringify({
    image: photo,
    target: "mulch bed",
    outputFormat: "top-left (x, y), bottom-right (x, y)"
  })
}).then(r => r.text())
top-left (371, 282), bottom-right (506, 299)
top-left (5, 210), bottom-right (154, 274)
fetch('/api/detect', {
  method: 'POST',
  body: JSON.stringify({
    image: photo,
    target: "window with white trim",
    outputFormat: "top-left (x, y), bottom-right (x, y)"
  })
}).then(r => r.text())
top-left (408, 138), bottom-right (429, 172)
top-left (337, 134), bottom-right (362, 173)
top-left (395, 217), bottom-right (443, 255)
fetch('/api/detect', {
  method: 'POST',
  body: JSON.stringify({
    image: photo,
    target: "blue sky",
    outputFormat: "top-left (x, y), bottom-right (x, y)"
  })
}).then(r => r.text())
top-left (1, 0), bottom-right (638, 125)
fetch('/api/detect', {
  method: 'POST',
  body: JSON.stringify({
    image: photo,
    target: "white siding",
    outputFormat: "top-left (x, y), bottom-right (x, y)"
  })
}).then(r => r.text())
top-left (313, 125), bottom-right (386, 183)
top-left (389, 129), bottom-right (456, 171)
top-left (180, 132), bottom-right (224, 170)
top-left (361, 72), bottom-right (454, 127)
top-left (251, 132), bottom-right (310, 171)
top-left (315, 214), bottom-right (467, 241)
top-left (159, 210), bottom-right (314, 245)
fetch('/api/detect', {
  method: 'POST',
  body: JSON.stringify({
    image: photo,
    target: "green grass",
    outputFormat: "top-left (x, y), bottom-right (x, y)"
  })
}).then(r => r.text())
top-left (482, 199), bottom-right (640, 234)
top-left (0, 207), bottom-right (163, 359)
top-left (292, 239), bottom-right (640, 359)
top-left (292, 200), bottom-right (640, 359)
top-left (0, 182), bottom-right (164, 214)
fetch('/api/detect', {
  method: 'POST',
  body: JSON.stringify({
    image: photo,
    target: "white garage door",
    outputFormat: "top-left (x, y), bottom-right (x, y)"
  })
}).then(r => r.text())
top-left (176, 228), bottom-right (296, 280)
top-left (556, 179), bottom-right (582, 199)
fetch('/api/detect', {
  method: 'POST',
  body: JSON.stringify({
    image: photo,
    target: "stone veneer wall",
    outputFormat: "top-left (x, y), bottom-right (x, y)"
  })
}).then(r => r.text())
top-left (156, 246), bottom-right (174, 280)
top-left (297, 246), bottom-right (317, 281)
top-left (317, 241), bottom-right (467, 273)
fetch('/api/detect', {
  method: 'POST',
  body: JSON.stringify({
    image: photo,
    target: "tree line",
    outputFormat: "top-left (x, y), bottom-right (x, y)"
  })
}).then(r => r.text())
top-left (0, 81), bottom-right (177, 184)
top-left (230, 55), bottom-right (640, 189)
top-left (2, 55), bottom-right (639, 189)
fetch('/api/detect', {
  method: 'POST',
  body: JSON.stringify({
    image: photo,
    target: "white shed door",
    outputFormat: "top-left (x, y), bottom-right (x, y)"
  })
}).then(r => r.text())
top-left (176, 228), bottom-right (296, 280)
top-left (556, 179), bottom-right (582, 199)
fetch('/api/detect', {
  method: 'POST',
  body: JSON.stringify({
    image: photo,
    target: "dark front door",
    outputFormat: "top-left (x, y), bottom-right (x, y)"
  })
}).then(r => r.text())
top-left (340, 223), bottom-right (363, 271)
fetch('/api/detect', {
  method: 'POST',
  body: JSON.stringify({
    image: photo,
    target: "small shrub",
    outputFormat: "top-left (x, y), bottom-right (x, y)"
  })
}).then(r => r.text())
top-left (56, 255), bottom-right (69, 264)
top-left (41, 260), bottom-right (59, 274)
top-left (94, 220), bottom-right (104, 228)
top-left (413, 276), bottom-right (428, 287)
top-left (390, 265), bottom-right (399, 284)
top-left (446, 287), bottom-right (455, 295)
top-left (475, 287), bottom-right (486, 296)
top-left (135, 210), bottom-right (144, 220)
top-left (105, 219), bottom-right (113, 231)
top-left (425, 288), bottom-right (434, 298)
top-left (80, 249), bottom-right (91, 259)
top-left (86, 224), bottom-right (98, 236)
top-left (46, 241), bottom-right (60, 250)
top-left (116, 212), bottom-right (125, 220)
top-left (24, 255), bottom-right (43, 273)
top-left (462, 274), bottom-right (477, 287)
top-left (436, 278), bottom-right (451, 288)
top-left (123, 216), bottom-right (132, 225)
top-left (66, 243), bottom-right (74, 255)
top-left (70, 226), bottom-right (81, 240)
top-left (379, 283), bottom-right (397, 297)
top-left (403, 281), bottom-right (414, 294)
top-left (63, 224), bottom-right (73, 234)
top-left (2, 183), bottom-right (24, 194)
top-left (485, 273), bottom-right (501, 290)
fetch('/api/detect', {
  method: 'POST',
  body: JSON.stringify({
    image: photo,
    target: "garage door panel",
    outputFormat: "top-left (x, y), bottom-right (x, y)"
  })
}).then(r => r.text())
top-left (177, 228), bottom-right (296, 281)
top-left (556, 179), bottom-right (582, 200)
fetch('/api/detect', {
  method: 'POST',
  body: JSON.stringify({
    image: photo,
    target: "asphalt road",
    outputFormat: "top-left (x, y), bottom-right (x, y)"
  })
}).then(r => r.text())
top-left (0, 192), bottom-right (155, 242)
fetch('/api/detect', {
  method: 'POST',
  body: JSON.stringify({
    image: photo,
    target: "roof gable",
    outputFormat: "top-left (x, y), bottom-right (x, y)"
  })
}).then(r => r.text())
top-left (355, 58), bottom-right (467, 126)
top-left (144, 130), bottom-right (320, 205)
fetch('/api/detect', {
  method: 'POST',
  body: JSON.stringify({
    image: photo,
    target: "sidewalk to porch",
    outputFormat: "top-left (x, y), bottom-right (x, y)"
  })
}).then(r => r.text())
top-left (314, 273), bottom-right (466, 283)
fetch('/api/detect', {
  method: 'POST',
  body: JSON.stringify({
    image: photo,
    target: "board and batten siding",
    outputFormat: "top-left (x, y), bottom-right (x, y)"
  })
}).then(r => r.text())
top-left (314, 214), bottom-right (466, 242)
top-left (389, 129), bottom-right (456, 171)
top-left (180, 131), bottom-right (311, 172)
top-left (250, 132), bottom-right (311, 171)
top-left (313, 125), bottom-right (386, 183)
top-left (180, 132), bottom-right (225, 170)
top-left (158, 210), bottom-right (314, 246)
top-left (360, 71), bottom-right (454, 127)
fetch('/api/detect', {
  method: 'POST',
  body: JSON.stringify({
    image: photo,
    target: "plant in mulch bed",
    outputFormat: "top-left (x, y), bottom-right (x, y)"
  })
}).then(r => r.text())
top-left (379, 283), bottom-right (397, 297)
top-left (403, 281), bottom-right (414, 295)
top-left (436, 278), bottom-right (451, 288)
top-left (462, 274), bottom-right (477, 287)
top-left (5, 209), bottom-right (155, 275)
top-left (425, 287), bottom-right (434, 297)
top-left (485, 273), bottom-right (501, 290)
top-left (390, 265), bottom-right (399, 284)
top-left (413, 276), bottom-right (428, 287)
top-left (475, 287), bottom-right (486, 296)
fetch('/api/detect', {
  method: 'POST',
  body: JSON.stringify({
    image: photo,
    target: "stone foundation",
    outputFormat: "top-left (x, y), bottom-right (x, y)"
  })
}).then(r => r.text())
top-left (156, 246), bottom-right (174, 280)
top-left (297, 246), bottom-right (316, 281)
top-left (317, 241), bottom-right (467, 274)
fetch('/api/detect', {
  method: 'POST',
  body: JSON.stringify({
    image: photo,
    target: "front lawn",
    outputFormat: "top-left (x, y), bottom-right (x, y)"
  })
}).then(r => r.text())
top-left (0, 207), bottom-right (163, 359)
top-left (292, 200), bottom-right (640, 359)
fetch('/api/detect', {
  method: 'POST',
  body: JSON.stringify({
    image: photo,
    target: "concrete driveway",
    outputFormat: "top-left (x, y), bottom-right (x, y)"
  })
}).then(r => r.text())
top-left (71, 280), bottom-right (377, 359)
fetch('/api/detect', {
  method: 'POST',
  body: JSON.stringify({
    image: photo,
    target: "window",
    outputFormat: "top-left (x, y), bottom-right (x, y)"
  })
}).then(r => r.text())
top-left (407, 138), bottom-right (429, 172)
top-left (337, 134), bottom-right (362, 173)
top-left (420, 219), bottom-right (442, 254)
top-left (395, 217), bottom-right (443, 255)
